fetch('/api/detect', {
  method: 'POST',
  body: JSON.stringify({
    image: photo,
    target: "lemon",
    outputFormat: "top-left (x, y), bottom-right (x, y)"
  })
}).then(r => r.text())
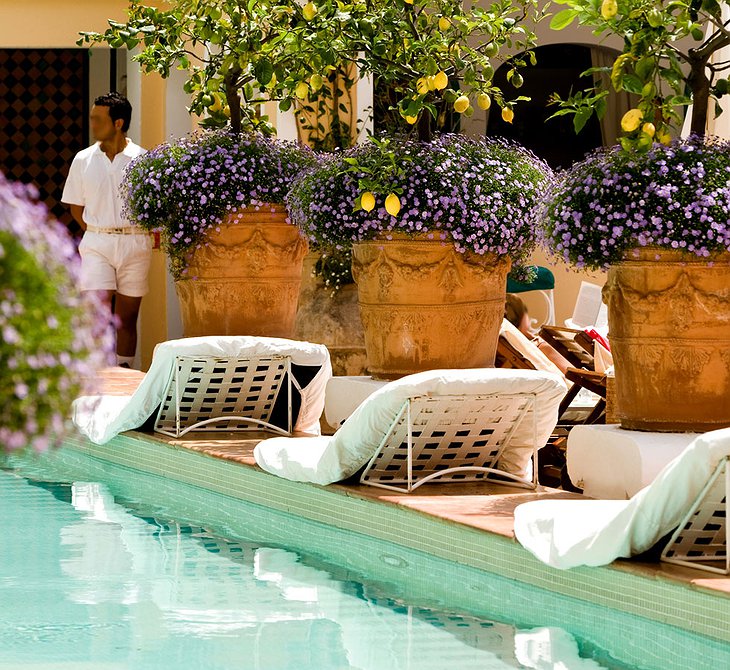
top-left (477, 93), bottom-right (491, 110)
top-left (484, 42), bottom-right (499, 58)
top-left (601, 0), bottom-right (618, 19)
top-left (310, 73), bottom-right (324, 91)
top-left (642, 122), bottom-right (656, 138)
top-left (404, 0), bottom-right (414, 4)
top-left (361, 192), bottom-right (376, 212)
top-left (621, 108), bottom-right (644, 133)
top-left (438, 16), bottom-right (451, 31)
top-left (302, 2), bottom-right (317, 20)
top-left (405, 115), bottom-right (418, 124)
top-left (385, 193), bottom-right (401, 217)
top-left (209, 93), bottom-right (224, 113)
top-left (657, 130), bottom-right (672, 145)
top-left (453, 95), bottom-right (470, 114)
top-left (295, 81), bottom-right (309, 99)
top-left (427, 76), bottom-right (437, 91)
top-left (511, 72), bottom-right (524, 89)
top-left (433, 71), bottom-right (449, 90)
top-left (416, 78), bottom-right (430, 95)
top-left (268, 73), bottom-right (278, 89)
top-left (501, 107), bottom-right (514, 124)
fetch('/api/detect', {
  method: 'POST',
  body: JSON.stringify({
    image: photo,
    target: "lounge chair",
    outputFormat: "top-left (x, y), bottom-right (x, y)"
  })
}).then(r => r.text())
top-left (514, 427), bottom-right (730, 573)
top-left (254, 368), bottom-right (566, 492)
top-left (72, 336), bottom-right (332, 444)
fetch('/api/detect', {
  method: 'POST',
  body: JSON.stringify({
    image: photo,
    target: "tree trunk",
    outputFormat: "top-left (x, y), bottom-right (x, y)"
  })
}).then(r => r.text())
top-left (417, 111), bottom-right (433, 142)
top-left (225, 68), bottom-right (242, 135)
top-left (688, 57), bottom-right (711, 136)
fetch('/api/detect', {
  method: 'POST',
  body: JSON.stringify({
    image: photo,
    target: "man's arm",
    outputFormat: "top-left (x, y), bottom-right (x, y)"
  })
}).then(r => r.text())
top-left (69, 204), bottom-right (86, 231)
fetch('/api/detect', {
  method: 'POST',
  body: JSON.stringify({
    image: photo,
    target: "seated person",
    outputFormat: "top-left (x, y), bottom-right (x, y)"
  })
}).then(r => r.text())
top-left (505, 294), bottom-right (571, 375)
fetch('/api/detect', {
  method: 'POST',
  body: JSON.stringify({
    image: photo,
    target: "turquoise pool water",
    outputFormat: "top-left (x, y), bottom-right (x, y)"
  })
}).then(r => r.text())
top-left (2, 449), bottom-right (729, 670)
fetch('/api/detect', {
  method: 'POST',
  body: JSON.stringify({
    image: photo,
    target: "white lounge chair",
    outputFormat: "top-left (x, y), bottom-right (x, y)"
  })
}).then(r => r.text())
top-left (72, 337), bottom-right (332, 444)
top-left (254, 368), bottom-right (567, 491)
top-left (155, 354), bottom-right (295, 438)
top-left (514, 428), bottom-right (730, 573)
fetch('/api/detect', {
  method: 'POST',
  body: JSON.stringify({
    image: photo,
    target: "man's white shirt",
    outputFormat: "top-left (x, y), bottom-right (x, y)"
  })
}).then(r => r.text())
top-left (62, 139), bottom-right (145, 229)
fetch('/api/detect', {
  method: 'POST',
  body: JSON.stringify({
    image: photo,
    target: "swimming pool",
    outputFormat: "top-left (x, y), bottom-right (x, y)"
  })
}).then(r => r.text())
top-left (2, 448), bottom-right (729, 670)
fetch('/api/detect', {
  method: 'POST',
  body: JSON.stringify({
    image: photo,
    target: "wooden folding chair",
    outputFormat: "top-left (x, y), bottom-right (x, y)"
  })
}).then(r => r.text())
top-left (539, 326), bottom-right (595, 370)
top-left (154, 355), bottom-right (295, 438)
top-left (360, 392), bottom-right (538, 492)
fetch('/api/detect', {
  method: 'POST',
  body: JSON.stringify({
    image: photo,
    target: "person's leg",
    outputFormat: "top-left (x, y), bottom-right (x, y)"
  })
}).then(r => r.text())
top-left (113, 235), bottom-right (152, 367)
top-left (114, 293), bottom-right (143, 360)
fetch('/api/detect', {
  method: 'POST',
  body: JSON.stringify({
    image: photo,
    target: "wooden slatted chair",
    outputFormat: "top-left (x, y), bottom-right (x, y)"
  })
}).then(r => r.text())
top-left (359, 392), bottom-right (538, 492)
top-left (154, 354), bottom-right (295, 438)
top-left (661, 456), bottom-right (729, 574)
top-left (538, 325), bottom-right (595, 371)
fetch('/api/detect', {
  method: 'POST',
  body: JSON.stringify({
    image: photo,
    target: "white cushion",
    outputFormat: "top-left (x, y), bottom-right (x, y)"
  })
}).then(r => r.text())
top-left (255, 368), bottom-right (567, 485)
top-left (72, 336), bottom-right (332, 444)
top-left (567, 424), bottom-right (698, 499)
top-left (499, 319), bottom-right (564, 377)
top-left (514, 427), bottom-right (730, 569)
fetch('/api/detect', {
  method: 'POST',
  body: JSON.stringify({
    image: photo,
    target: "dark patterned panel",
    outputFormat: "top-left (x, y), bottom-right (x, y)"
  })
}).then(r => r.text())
top-left (0, 49), bottom-right (89, 231)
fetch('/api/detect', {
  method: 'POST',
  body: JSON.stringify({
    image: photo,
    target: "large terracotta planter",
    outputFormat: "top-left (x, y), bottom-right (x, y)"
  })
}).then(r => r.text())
top-left (603, 248), bottom-right (730, 432)
top-left (352, 236), bottom-right (511, 379)
top-left (295, 252), bottom-right (367, 376)
top-left (175, 205), bottom-right (308, 337)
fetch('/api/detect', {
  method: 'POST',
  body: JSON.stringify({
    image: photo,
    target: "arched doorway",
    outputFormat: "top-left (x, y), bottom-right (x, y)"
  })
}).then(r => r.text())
top-left (487, 44), bottom-right (630, 168)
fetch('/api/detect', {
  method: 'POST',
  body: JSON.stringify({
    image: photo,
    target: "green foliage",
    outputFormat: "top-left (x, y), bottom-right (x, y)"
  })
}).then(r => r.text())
top-left (547, 0), bottom-right (730, 150)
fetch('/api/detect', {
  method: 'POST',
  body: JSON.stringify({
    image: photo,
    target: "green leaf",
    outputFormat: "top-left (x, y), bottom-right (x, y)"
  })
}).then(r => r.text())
top-left (573, 107), bottom-right (592, 134)
top-left (549, 9), bottom-right (579, 31)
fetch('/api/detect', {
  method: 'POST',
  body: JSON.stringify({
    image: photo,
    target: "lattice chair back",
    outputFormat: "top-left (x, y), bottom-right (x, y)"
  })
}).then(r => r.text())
top-left (154, 355), bottom-right (293, 438)
top-left (661, 456), bottom-right (729, 575)
top-left (360, 393), bottom-right (537, 492)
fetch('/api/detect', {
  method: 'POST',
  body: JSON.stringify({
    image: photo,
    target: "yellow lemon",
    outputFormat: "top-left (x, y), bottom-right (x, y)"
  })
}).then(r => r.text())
top-left (310, 73), bottom-right (324, 91)
top-left (621, 108), bottom-right (644, 133)
top-left (433, 71), bottom-right (449, 90)
top-left (361, 191), bottom-right (376, 212)
top-left (416, 78), bottom-right (430, 95)
top-left (405, 115), bottom-right (418, 124)
top-left (295, 81), bottom-right (309, 100)
top-left (657, 130), bottom-right (672, 145)
top-left (438, 16), bottom-right (451, 31)
top-left (404, 0), bottom-right (414, 4)
top-left (426, 76), bottom-right (437, 91)
top-left (209, 93), bottom-right (224, 113)
top-left (453, 95), bottom-right (470, 114)
top-left (477, 93), bottom-right (491, 110)
top-left (642, 122), bottom-right (656, 138)
top-left (501, 107), bottom-right (514, 124)
top-left (385, 193), bottom-right (401, 217)
top-left (302, 2), bottom-right (318, 21)
top-left (601, 0), bottom-right (618, 19)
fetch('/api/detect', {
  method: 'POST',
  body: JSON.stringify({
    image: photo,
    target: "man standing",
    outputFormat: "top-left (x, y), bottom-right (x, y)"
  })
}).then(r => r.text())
top-left (62, 92), bottom-right (150, 369)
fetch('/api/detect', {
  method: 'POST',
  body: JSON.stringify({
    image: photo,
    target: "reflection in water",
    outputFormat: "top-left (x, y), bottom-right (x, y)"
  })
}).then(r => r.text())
top-left (1, 472), bottom-right (613, 670)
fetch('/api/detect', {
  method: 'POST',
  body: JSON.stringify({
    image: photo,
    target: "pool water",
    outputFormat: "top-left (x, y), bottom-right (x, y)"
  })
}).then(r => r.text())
top-left (1, 450), bottom-right (728, 670)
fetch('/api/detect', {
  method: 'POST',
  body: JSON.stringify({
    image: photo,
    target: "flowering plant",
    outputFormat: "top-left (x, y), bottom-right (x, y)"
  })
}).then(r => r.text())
top-left (542, 135), bottom-right (730, 270)
top-left (122, 130), bottom-right (316, 279)
top-left (288, 134), bottom-right (552, 270)
top-left (0, 173), bottom-right (114, 453)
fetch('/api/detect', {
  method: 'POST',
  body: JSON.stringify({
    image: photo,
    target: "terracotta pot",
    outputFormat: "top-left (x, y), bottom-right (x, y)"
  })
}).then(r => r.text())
top-left (175, 206), bottom-right (308, 337)
top-left (352, 236), bottom-right (511, 379)
top-left (295, 252), bottom-right (368, 376)
top-left (603, 248), bottom-right (730, 432)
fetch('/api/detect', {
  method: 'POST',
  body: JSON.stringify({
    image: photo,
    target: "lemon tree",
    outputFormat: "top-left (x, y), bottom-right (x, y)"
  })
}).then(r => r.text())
top-left (549, 0), bottom-right (730, 150)
top-left (78, 0), bottom-right (319, 135)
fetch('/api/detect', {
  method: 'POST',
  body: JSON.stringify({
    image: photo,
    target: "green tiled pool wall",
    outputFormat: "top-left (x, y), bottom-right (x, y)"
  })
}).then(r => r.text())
top-left (39, 432), bottom-right (730, 656)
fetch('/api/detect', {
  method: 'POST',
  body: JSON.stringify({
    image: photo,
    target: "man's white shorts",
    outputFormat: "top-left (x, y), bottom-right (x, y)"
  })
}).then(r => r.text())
top-left (78, 231), bottom-right (153, 297)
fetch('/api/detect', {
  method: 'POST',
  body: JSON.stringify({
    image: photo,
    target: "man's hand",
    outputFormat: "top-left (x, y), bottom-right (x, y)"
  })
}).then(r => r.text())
top-left (70, 204), bottom-right (86, 230)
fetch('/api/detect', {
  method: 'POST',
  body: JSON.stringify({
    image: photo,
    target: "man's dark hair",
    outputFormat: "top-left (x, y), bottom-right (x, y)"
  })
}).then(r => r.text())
top-left (94, 92), bottom-right (132, 132)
